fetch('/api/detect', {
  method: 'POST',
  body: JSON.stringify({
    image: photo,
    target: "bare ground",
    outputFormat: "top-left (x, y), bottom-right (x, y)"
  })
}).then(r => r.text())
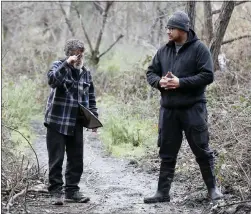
top-left (11, 120), bottom-right (250, 214)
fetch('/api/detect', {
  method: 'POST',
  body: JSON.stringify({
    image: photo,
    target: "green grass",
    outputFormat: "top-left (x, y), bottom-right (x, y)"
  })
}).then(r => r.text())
top-left (2, 76), bottom-right (44, 147)
top-left (98, 95), bottom-right (159, 158)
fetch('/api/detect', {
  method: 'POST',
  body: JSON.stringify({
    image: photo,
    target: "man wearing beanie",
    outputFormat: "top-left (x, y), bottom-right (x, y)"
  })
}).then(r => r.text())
top-left (144, 11), bottom-right (223, 203)
top-left (44, 39), bottom-right (99, 205)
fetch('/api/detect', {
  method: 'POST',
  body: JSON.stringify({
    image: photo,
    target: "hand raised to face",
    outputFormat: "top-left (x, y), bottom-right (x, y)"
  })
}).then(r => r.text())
top-left (66, 55), bottom-right (79, 65)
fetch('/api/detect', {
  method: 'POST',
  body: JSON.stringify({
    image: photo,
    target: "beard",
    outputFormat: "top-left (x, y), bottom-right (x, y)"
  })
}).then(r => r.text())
top-left (73, 59), bottom-right (84, 70)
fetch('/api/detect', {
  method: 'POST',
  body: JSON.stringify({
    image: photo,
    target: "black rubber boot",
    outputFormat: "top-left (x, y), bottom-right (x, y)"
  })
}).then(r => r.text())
top-left (199, 163), bottom-right (223, 200)
top-left (144, 159), bottom-right (175, 204)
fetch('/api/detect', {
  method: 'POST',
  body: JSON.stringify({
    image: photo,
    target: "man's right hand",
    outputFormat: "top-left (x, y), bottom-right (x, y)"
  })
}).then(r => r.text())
top-left (159, 77), bottom-right (169, 88)
top-left (66, 55), bottom-right (79, 65)
top-left (159, 72), bottom-right (173, 89)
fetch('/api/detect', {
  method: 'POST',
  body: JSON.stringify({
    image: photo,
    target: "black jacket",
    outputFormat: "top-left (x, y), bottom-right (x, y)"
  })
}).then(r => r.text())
top-left (146, 29), bottom-right (214, 108)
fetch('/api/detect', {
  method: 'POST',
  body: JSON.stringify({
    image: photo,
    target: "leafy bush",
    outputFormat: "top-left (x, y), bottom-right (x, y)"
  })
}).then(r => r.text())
top-left (2, 75), bottom-right (44, 145)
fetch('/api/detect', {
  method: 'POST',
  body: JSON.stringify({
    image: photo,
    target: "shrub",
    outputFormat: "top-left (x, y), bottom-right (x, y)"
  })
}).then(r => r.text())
top-left (2, 75), bottom-right (44, 145)
top-left (98, 96), bottom-right (159, 157)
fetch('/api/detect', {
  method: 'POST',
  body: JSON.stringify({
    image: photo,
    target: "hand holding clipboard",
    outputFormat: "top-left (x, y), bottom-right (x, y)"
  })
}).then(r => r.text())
top-left (78, 103), bottom-right (103, 129)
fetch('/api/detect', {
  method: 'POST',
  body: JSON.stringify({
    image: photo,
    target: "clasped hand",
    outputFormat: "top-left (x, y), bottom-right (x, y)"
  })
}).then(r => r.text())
top-left (159, 72), bottom-right (180, 90)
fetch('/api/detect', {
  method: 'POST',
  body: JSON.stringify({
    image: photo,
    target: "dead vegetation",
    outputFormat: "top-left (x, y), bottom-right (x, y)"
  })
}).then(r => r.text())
top-left (1, 125), bottom-right (48, 214)
top-left (1, 1), bottom-right (251, 213)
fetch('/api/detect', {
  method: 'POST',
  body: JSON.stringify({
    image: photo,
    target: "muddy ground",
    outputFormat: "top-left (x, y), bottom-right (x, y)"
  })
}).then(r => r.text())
top-left (8, 120), bottom-right (250, 214)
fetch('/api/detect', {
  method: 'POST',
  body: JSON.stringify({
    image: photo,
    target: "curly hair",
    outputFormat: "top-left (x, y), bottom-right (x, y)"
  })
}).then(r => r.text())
top-left (64, 39), bottom-right (85, 56)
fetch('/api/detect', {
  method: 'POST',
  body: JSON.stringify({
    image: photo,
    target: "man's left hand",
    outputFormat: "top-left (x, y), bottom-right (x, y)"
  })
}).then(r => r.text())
top-left (165, 72), bottom-right (180, 89)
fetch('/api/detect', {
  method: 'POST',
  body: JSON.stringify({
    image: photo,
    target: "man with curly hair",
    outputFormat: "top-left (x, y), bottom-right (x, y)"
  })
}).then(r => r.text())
top-left (44, 39), bottom-right (98, 205)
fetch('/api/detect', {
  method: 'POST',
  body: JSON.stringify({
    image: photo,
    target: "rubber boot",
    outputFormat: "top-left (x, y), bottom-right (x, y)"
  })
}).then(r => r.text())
top-left (144, 159), bottom-right (175, 203)
top-left (199, 164), bottom-right (223, 200)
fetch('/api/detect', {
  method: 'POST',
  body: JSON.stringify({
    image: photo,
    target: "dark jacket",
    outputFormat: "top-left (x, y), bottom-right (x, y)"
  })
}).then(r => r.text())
top-left (44, 59), bottom-right (98, 136)
top-left (146, 29), bottom-right (214, 108)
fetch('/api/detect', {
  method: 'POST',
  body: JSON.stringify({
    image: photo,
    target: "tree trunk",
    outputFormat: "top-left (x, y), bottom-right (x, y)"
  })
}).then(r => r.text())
top-left (209, 1), bottom-right (235, 69)
top-left (150, 4), bottom-right (160, 45)
top-left (157, 7), bottom-right (164, 46)
top-left (203, 1), bottom-right (213, 46)
top-left (185, 1), bottom-right (196, 30)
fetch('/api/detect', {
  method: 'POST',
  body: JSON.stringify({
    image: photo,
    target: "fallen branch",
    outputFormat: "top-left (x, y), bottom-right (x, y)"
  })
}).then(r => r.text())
top-left (222, 35), bottom-right (251, 45)
top-left (99, 34), bottom-right (124, 58)
top-left (6, 188), bottom-right (27, 214)
top-left (2, 124), bottom-right (40, 174)
top-left (218, 200), bottom-right (251, 208)
top-left (6, 184), bottom-right (47, 214)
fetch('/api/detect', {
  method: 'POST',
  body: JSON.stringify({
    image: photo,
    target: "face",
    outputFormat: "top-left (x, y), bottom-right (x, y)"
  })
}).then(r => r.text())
top-left (70, 49), bottom-right (84, 69)
top-left (166, 27), bottom-right (184, 42)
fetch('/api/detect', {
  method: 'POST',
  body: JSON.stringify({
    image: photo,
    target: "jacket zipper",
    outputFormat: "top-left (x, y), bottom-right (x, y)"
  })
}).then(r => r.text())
top-left (172, 49), bottom-right (178, 74)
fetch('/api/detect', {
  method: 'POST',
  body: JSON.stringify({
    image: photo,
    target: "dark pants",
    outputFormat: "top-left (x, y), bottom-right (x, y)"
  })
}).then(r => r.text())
top-left (46, 122), bottom-right (84, 194)
top-left (159, 102), bottom-right (214, 167)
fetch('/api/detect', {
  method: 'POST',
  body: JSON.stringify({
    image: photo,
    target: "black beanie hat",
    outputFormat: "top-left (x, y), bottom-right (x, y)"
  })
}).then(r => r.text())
top-left (166, 11), bottom-right (190, 32)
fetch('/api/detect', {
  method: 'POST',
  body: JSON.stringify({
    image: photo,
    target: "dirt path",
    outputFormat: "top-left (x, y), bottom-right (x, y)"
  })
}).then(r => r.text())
top-left (27, 120), bottom-right (211, 214)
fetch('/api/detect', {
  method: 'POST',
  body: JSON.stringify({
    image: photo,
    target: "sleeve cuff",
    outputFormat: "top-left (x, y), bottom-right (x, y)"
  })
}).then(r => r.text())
top-left (154, 78), bottom-right (161, 89)
top-left (179, 78), bottom-right (185, 88)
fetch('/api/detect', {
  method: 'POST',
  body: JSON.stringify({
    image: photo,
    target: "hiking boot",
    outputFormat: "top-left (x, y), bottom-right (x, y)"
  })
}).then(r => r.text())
top-left (50, 192), bottom-right (64, 205)
top-left (65, 191), bottom-right (90, 203)
top-left (144, 159), bottom-right (175, 204)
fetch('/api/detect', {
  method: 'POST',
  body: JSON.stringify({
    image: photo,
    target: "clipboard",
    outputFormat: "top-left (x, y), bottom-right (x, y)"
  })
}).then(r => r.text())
top-left (78, 104), bottom-right (103, 129)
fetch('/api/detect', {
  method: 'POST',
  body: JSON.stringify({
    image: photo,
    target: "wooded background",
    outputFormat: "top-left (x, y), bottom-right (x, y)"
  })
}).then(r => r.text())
top-left (2, 1), bottom-right (251, 213)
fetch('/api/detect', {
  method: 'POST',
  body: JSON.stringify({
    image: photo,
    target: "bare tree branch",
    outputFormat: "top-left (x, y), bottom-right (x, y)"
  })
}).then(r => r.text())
top-left (58, 2), bottom-right (75, 37)
top-left (149, 13), bottom-right (159, 44)
top-left (2, 124), bottom-right (40, 174)
top-left (73, 2), bottom-right (121, 66)
top-left (157, 6), bottom-right (165, 45)
top-left (2, 49), bottom-right (9, 60)
top-left (99, 34), bottom-right (124, 58)
top-left (212, 1), bottom-right (248, 15)
top-left (74, 6), bottom-right (94, 53)
top-left (212, 9), bottom-right (222, 15)
top-left (94, 1), bottom-right (114, 54)
top-left (93, 1), bottom-right (104, 14)
top-left (222, 35), bottom-right (251, 45)
top-left (235, 1), bottom-right (248, 7)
